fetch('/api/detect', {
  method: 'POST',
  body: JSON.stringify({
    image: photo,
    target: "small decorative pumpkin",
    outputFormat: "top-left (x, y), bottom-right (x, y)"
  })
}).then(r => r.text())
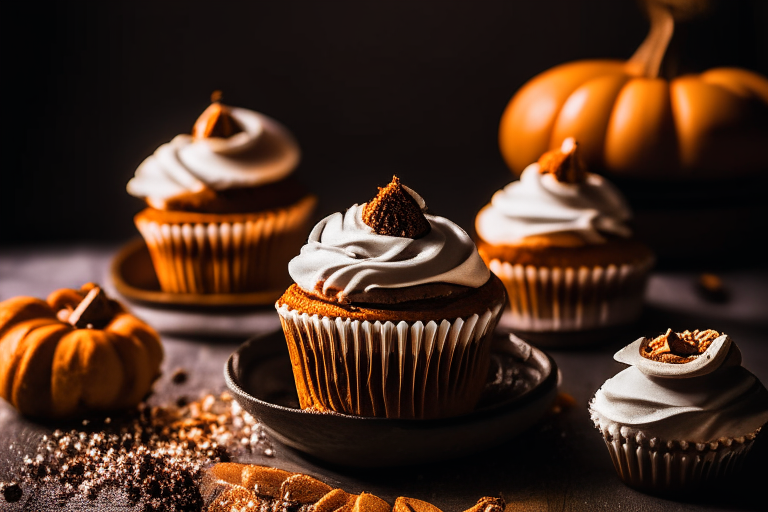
top-left (0, 283), bottom-right (163, 418)
top-left (499, 1), bottom-right (768, 179)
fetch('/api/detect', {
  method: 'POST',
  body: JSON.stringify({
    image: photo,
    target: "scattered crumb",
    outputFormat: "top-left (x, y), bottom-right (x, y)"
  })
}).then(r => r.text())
top-left (697, 273), bottom-right (729, 303)
top-left (171, 368), bottom-right (189, 385)
top-left (0, 481), bottom-right (23, 503)
top-left (18, 392), bottom-right (274, 511)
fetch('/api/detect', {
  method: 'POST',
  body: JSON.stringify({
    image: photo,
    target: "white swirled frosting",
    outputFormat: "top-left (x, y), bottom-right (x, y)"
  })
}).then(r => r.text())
top-left (591, 347), bottom-right (768, 442)
top-left (475, 163), bottom-right (632, 245)
top-left (127, 107), bottom-right (300, 209)
top-left (289, 202), bottom-right (490, 299)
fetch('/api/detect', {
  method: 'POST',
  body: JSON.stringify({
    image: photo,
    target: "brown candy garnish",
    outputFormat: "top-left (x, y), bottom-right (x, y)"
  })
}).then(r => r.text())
top-left (641, 328), bottom-right (722, 363)
top-left (362, 176), bottom-right (431, 238)
top-left (538, 137), bottom-right (587, 184)
top-left (192, 90), bottom-right (245, 139)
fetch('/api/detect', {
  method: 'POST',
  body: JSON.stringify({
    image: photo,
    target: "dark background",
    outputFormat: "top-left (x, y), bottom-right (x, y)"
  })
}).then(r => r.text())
top-left (2, 0), bottom-right (767, 249)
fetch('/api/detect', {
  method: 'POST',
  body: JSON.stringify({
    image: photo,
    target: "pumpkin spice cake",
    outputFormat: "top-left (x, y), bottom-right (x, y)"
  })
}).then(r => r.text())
top-left (475, 138), bottom-right (654, 341)
top-left (590, 329), bottom-right (768, 493)
top-left (127, 92), bottom-right (316, 294)
top-left (276, 176), bottom-right (506, 419)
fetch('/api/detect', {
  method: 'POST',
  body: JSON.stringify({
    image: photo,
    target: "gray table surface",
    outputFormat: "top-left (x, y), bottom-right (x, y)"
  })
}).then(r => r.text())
top-left (0, 244), bottom-right (766, 511)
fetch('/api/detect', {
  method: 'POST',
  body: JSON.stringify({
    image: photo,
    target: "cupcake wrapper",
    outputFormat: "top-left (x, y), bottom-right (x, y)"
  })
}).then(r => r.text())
top-left (276, 302), bottom-right (503, 419)
top-left (490, 258), bottom-right (653, 332)
top-left (136, 197), bottom-right (314, 294)
top-left (591, 412), bottom-right (760, 492)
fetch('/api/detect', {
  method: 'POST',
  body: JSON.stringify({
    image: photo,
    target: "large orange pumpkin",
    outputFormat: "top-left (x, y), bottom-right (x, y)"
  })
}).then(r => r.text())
top-left (0, 283), bottom-right (163, 418)
top-left (499, 4), bottom-right (768, 179)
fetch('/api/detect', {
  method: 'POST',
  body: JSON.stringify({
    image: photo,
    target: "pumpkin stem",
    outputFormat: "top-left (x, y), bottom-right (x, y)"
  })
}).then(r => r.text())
top-left (68, 286), bottom-right (114, 329)
top-left (626, 3), bottom-right (674, 79)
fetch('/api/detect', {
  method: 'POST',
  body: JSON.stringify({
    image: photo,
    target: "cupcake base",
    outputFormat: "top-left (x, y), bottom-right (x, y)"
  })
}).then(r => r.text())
top-left (134, 195), bottom-right (316, 294)
top-left (275, 277), bottom-right (506, 419)
top-left (276, 304), bottom-right (503, 419)
top-left (591, 410), bottom-right (761, 494)
top-left (488, 257), bottom-right (653, 335)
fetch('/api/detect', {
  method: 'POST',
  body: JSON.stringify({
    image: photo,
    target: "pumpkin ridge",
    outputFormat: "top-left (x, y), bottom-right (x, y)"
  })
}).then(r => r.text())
top-left (699, 68), bottom-right (768, 103)
top-left (551, 74), bottom-right (632, 168)
top-left (109, 334), bottom-right (151, 409)
top-left (0, 297), bottom-right (55, 339)
top-left (0, 318), bottom-right (62, 403)
top-left (500, 60), bottom-right (626, 173)
top-left (76, 330), bottom-right (125, 410)
top-left (51, 330), bottom-right (89, 417)
top-left (107, 313), bottom-right (163, 379)
top-left (12, 322), bottom-right (71, 417)
top-left (604, 78), bottom-right (680, 173)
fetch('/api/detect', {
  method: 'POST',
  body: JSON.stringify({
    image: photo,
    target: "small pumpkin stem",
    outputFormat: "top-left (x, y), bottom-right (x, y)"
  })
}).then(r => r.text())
top-left (68, 286), bottom-right (114, 329)
top-left (626, 3), bottom-right (675, 78)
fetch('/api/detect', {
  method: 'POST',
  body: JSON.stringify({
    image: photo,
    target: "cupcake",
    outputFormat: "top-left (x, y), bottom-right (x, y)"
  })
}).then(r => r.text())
top-left (127, 93), bottom-right (317, 294)
top-left (275, 177), bottom-right (506, 419)
top-left (475, 137), bottom-right (654, 340)
top-left (590, 329), bottom-right (768, 494)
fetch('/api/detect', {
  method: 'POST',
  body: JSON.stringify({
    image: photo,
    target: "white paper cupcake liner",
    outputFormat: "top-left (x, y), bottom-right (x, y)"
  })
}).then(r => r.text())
top-left (136, 197), bottom-right (315, 294)
top-left (590, 410), bottom-right (760, 492)
top-left (276, 302), bottom-right (503, 419)
top-left (490, 258), bottom-right (653, 332)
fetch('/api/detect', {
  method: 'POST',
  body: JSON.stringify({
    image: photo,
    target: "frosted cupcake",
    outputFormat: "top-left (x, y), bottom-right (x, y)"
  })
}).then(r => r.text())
top-left (275, 177), bottom-right (506, 419)
top-left (590, 329), bottom-right (768, 494)
top-left (127, 93), bottom-right (316, 294)
top-left (475, 138), bottom-right (654, 341)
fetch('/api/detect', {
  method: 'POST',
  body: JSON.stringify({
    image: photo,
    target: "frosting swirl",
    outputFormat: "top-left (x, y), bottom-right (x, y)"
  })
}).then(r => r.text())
top-left (475, 163), bottom-right (632, 245)
top-left (127, 107), bottom-right (300, 210)
top-left (591, 340), bottom-right (768, 442)
top-left (288, 203), bottom-right (490, 300)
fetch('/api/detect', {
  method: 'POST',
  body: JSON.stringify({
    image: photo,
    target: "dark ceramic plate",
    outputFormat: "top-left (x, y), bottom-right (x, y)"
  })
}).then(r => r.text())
top-left (111, 238), bottom-right (284, 307)
top-left (225, 330), bottom-right (559, 467)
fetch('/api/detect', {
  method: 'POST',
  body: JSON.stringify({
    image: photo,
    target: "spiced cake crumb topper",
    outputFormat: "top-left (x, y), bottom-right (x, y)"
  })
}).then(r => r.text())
top-left (362, 176), bottom-right (431, 238)
top-left (641, 328), bottom-right (721, 363)
top-left (192, 90), bottom-right (245, 140)
top-left (537, 137), bottom-right (587, 184)
top-left (613, 328), bottom-right (736, 379)
top-left (590, 327), bottom-right (768, 493)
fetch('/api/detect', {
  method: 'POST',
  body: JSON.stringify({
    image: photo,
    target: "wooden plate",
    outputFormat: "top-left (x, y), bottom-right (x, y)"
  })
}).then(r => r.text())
top-left (110, 238), bottom-right (285, 308)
